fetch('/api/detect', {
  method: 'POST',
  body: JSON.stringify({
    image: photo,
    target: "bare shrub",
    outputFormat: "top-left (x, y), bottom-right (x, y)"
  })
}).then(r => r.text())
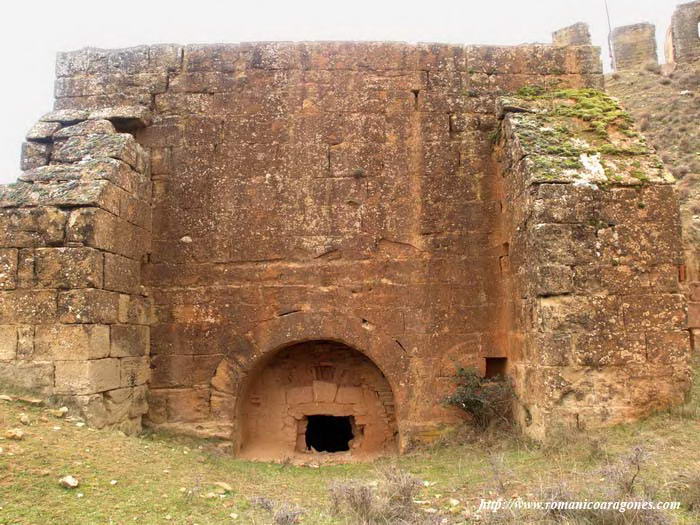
top-left (487, 453), bottom-right (514, 496)
top-left (252, 497), bottom-right (304, 524)
top-left (644, 62), bottom-right (662, 74)
top-left (638, 115), bottom-right (651, 132)
top-left (672, 164), bottom-right (690, 178)
top-left (329, 467), bottom-right (439, 524)
top-left (673, 473), bottom-right (700, 515)
top-left (601, 446), bottom-right (649, 496)
top-left (251, 496), bottom-right (275, 512)
top-left (273, 504), bottom-right (304, 525)
top-left (444, 367), bottom-right (514, 429)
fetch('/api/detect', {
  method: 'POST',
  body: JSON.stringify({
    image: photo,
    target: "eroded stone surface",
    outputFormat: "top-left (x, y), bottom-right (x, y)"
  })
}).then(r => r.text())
top-left (0, 40), bottom-right (690, 451)
top-left (612, 23), bottom-right (658, 70)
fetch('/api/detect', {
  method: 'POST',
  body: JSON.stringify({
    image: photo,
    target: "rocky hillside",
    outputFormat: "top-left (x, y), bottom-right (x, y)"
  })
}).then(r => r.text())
top-left (606, 65), bottom-right (700, 278)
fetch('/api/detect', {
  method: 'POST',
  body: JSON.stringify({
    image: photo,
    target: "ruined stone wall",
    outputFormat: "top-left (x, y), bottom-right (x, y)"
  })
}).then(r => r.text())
top-left (5, 40), bottom-right (688, 447)
top-left (612, 23), bottom-right (658, 70)
top-left (667, 0), bottom-right (700, 64)
top-left (0, 108), bottom-right (153, 433)
top-left (36, 42), bottom-right (601, 447)
top-left (497, 92), bottom-right (691, 438)
top-left (553, 23), bottom-right (592, 47)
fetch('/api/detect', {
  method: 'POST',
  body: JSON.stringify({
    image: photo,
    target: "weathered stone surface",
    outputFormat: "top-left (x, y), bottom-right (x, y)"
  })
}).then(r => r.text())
top-left (553, 23), bottom-right (592, 46)
top-left (52, 133), bottom-right (146, 170)
top-left (58, 289), bottom-right (120, 324)
top-left (666, 1), bottom-right (700, 64)
top-left (35, 324), bottom-right (110, 360)
top-left (40, 109), bottom-right (89, 123)
top-left (33, 247), bottom-right (103, 289)
top-left (120, 356), bottom-right (149, 387)
top-left (0, 41), bottom-right (690, 449)
top-left (89, 106), bottom-right (152, 128)
top-left (53, 119), bottom-right (116, 138)
top-left (118, 294), bottom-right (153, 325)
top-left (0, 249), bottom-right (18, 289)
top-left (500, 88), bottom-right (690, 439)
top-left (71, 393), bottom-right (108, 428)
top-left (104, 253), bottom-right (140, 294)
top-left (612, 23), bottom-right (658, 70)
top-left (20, 141), bottom-right (50, 170)
top-left (54, 358), bottom-right (121, 394)
top-left (0, 207), bottom-right (66, 247)
top-left (0, 360), bottom-right (53, 392)
top-left (20, 159), bottom-right (147, 196)
top-left (0, 180), bottom-right (116, 213)
top-left (0, 325), bottom-right (17, 360)
top-left (111, 325), bottom-right (149, 357)
top-left (0, 290), bottom-right (57, 323)
top-left (26, 121), bottom-right (61, 142)
top-left (67, 207), bottom-right (150, 260)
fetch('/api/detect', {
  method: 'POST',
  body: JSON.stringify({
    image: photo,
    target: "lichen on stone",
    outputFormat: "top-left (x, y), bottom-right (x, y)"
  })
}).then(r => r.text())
top-left (500, 88), bottom-right (674, 187)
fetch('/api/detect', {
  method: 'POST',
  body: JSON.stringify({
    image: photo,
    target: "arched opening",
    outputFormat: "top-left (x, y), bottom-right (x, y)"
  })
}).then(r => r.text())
top-left (238, 340), bottom-right (398, 461)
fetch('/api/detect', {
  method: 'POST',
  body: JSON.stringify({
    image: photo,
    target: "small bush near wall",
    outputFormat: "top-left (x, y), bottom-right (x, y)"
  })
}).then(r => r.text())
top-left (445, 367), bottom-right (514, 429)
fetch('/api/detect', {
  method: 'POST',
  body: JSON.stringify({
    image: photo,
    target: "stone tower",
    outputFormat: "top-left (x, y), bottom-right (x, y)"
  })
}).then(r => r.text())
top-left (612, 23), bottom-right (658, 70)
top-left (666, 0), bottom-right (700, 64)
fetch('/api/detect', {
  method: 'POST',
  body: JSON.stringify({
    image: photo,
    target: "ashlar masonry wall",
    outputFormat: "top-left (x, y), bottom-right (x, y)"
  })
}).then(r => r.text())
top-left (496, 91), bottom-right (691, 437)
top-left (0, 41), bottom-right (691, 448)
top-left (0, 107), bottom-right (153, 433)
top-left (612, 23), bottom-right (658, 70)
top-left (667, 0), bottom-right (700, 64)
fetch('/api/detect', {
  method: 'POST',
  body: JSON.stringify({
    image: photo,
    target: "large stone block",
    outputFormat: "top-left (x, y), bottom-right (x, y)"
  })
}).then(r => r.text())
top-left (0, 360), bottom-right (54, 392)
top-left (573, 332), bottom-right (646, 367)
top-left (0, 207), bottom-right (67, 248)
top-left (54, 358), bottom-right (121, 394)
top-left (150, 354), bottom-right (193, 387)
top-left (26, 120), bottom-right (61, 142)
top-left (20, 141), bottom-right (50, 170)
top-left (0, 290), bottom-right (57, 323)
top-left (622, 294), bottom-right (686, 331)
top-left (67, 207), bottom-right (150, 260)
top-left (20, 159), bottom-right (149, 197)
top-left (35, 324), bottom-right (110, 360)
top-left (54, 72), bottom-right (167, 99)
top-left (34, 247), bottom-right (103, 289)
top-left (111, 325), bottom-right (149, 357)
top-left (58, 289), bottom-right (121, 324)
top-left (164, 387), bottom-right (211, 422)
top-left (53, 119), bottom-right (116, 138)
top-left (118, 294), bottom-right (153, 325)
top-left (52, 133), bottom-right (147, 171)
top-left (120, 356), bottom-right (150, 387)
top-left (0, 180), bottom-right (122, 216)
top-left (0, 248), bottom-right (18, 289)
top-left (104, 252), bottom-right (141, 294)
top-left (0, 325), bottom-right (17, 360)
top-left (72, 393), bottom-right (109, 429)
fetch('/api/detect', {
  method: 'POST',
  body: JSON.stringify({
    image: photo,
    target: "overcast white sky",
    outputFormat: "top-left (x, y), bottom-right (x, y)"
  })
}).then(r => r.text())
top-left (0, 0), bottom-right (680, 184)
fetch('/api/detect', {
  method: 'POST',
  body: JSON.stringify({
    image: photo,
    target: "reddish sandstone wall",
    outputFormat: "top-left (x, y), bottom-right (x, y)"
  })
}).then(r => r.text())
top-left (2, 42), bottom-right (611, 448)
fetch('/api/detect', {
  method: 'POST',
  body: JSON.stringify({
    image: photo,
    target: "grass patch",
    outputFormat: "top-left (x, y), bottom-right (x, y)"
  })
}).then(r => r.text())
top-left (0, 361), bottom-right (698, 524)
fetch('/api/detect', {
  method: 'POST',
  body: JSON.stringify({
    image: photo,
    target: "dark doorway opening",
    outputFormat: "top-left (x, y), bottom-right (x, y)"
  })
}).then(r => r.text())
top-left (485, 357), bottom-right (508, 378)
top-left (305, 415), bottom-right (354, 452)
